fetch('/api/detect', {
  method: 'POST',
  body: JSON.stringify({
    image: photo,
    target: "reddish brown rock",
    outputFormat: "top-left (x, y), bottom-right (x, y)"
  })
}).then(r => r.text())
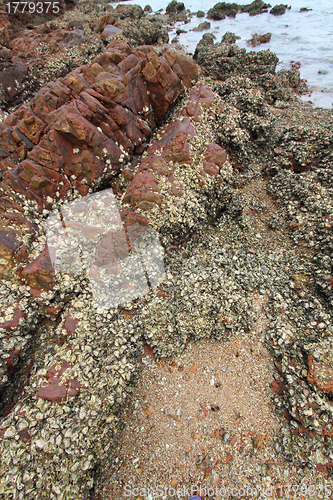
top-left (307, 347), bottom-right (333, 393)
top-left (0, 230), bottom-right (19, 268)
top-left (17, 428), bottom-right (31, 442)
top-left (19, 245), bottom-right (55, 290)
top-left (141, 49), bottom-right (198, 122)
top-left (37, 362), bottom-right (70, 403)
top-left (101, 25), bottom-right (122, 41)
top-left (0, 305), bottom-right (27, 330)
top-left (0, 43), bottom-right (200, 355)
top-left (37, 360), bottom-right (86, 403)
top-left (123, 92), bottom-right (229, 211)
top-left (0, 43), bottom-right (198, 216)
top-left (181, 83), bottom-right (216, 120)
top-left (171, 51), bottom-right (200, 89)
top-left (42, 305), bottom-right (63, 320)
top-left (64, 315), bottom-right (80, 333)
top-left (204, 144), bottom-right (228, 166)
top-left (197, 143), bottom-right (228, 187)
top-left (0, 24), bottom-right (102, 108)
top-left (0, 62), bottom-right (28, 101)
top-left (158, 118), bottom-right (196, 164)
top-left (96, 14), bottom-right (116, 33)
top-left (123, 118), bottom-right (197, 210)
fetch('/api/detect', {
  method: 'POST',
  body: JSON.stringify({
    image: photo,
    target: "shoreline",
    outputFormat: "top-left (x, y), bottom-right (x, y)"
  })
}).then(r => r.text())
top-left (0, 1), bottom-right (333, 498)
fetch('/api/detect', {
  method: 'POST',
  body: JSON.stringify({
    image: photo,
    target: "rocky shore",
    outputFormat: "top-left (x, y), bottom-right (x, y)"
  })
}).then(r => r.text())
top-left (0, 1), bottom-right (333, 499)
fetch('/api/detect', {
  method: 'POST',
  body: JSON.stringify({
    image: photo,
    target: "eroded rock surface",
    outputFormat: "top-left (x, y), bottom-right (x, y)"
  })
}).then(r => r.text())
top-left (0, 40), bottom-right (202, 498)
top-left (0, 7), bottom-right (333, 499)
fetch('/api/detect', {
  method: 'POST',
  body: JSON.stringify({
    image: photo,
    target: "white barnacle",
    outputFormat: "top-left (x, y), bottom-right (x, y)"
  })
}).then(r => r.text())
top-left (73, 148), bottom-right (79, 154)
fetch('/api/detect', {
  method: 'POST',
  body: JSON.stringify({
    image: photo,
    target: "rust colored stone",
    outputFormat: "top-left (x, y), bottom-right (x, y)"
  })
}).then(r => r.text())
top-left (67, 379), bottom-right (86, 397)
top-left (16, 113), bottom-right (46, 145)
top-left (202, 162), bottom-right (219, 178)
top-left (0, 231), bottom-right (19, 264)
top-left (18, 428), bottom-right (31, 442)
top-left (204, 144), bottom-right (228, 166)
top-left (307, 351), bottom-right (333, 393)
top-left (64, 315), bottom-right (80, 333)
top-left (0, 305), bottom-right (27, 330)
top-left (96, 14), bottom-right (116, 33)
top-left (171, 51), bottom-right (200, 88)
top-left (38, 361), bottom-right (85, 403)
top-left (38, 377), bottom-right (68, 403)
top-left (19, 245), bottom-right (55, 290)
top-left (42, 305), bottom-right (62, 319)
top-left (123, 117), bottom-right (202, 210)
top-left (0, 43), bottom-right (198, 216)
top-left (181, 101), bottom-right (203, 120)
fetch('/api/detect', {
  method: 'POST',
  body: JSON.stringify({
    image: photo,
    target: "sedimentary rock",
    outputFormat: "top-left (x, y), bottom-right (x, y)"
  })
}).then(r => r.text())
top-left (0, 20), bottom-right (104, 109)
top-left (0, 39), bottom-right (199, 389)
top-left (0, 40), bottom-right (203, 499)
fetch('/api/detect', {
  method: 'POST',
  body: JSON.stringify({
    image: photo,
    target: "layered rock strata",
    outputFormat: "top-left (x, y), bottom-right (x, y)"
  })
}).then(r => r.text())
top-left (0, 18), bottom-right (333, 500)
top-left (0, 38), bottom-right (198, 392)
top-left (0, 40), bottom-right (236, 498)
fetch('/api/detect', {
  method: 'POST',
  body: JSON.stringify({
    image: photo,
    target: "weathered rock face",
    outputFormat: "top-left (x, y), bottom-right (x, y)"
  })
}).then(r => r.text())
top-left (113, 3), bottom-right (144, 20)
top-left (0, 0), bottom-right (76, 36)
top-left (243, 0), bottom-right (271, 15)
top-left (0, 40), bottom-right (198, 426)
top-left (165, 0), bottom-right (188, 22)
top-left (101, 24), bottom-right (121, 40)
top-left (0, 0), bottom-right (176, 110)
top-left (0, 40), bottom-right (198, 296)
top-left (207, 2), bottom-right (237, 20)
top-left (0, 18), bottom-right (332, 497)
top-left (0, 37), bottom-right (238, 494)
top-left (222, 31), bottom-right (241, 44)
top-left (166, 0), bottom-right (185, 14)
top-left (0, 24), bottom-right (103, 109)
top-left (120, 81), bottom-right (233, 251)
top-left (0, 41), bottom-right (198, 211)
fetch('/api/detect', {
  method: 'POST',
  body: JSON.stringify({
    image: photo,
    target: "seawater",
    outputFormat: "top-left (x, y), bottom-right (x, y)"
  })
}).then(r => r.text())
top-left (112, 0), bottom-right (333, 109)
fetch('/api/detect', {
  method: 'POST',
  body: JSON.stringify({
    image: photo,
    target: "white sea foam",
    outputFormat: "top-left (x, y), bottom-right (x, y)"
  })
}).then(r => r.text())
top-left (112, 0), bottom-right (333, 108)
